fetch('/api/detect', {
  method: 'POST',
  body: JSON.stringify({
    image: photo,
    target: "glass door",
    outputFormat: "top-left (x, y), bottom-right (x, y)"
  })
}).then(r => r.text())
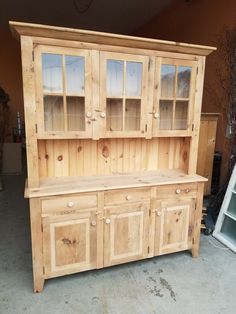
top-left (35, 46), bottom-right (92, 137)
top-left (153, 58), bottom-right (197, 136)
top-left (99, 52), bottom-right (149, 137)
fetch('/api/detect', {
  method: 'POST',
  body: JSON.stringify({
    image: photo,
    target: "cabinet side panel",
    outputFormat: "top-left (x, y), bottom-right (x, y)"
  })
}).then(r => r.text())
top-left (21, 36), bottom-right (39, 187)
top-left (38, 137), bottom-right (189, 178)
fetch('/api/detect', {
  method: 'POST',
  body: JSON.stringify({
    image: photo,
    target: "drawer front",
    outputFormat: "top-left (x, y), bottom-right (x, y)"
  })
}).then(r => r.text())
top-left (42, 193), bottom-right (97, 215)
top-left (156, 183), bottom-right (197, 199)
top-left (104, 187), bottom-right (150, 206)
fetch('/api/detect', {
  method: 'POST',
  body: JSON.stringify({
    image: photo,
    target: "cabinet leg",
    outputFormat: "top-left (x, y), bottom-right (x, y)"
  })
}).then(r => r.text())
top-left (191, 245), bottom-right (199, 258)
top-left (33, 277), bottom-right (45, 293)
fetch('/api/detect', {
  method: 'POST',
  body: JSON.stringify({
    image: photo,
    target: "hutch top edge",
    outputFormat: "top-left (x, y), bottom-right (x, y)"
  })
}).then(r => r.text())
top-left (9, 21), bottom-right (216, 56)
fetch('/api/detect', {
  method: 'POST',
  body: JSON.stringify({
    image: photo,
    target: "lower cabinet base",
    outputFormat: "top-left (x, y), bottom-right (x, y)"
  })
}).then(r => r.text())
top-left (29, 181), bottom-right (204, 292)
top-left (33, 247), bottom-right (199, 293)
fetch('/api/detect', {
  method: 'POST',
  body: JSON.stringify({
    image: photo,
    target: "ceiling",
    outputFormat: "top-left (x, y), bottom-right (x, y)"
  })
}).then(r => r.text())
top-left (0, 0), bottom-right (176, 34)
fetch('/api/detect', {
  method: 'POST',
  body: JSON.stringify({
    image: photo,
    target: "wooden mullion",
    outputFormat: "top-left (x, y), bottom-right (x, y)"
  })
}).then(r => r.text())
top-left (123, 60), bottom-right (126, 131)
top-left (62, 55), bottom-right (68, 132)
top-left (173, 65), bottom-right (178, 130)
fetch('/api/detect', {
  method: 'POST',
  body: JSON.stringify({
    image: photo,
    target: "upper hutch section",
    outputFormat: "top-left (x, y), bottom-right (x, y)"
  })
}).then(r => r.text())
top-left (10, 21), bottom-right (215, 141)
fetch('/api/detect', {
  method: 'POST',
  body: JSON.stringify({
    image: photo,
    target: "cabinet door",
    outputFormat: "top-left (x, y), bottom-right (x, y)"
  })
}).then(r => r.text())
top-left (98, 52), bottom-right (149, 138)
top-left (42, 209), bottom-right (98, 278)
top-left (154, 199), bottom-right (195, 255)
top-left (34, 46), bottom-right (93, 138)
top-left (104, 202), bottom-right (150, 266)
top-left (152, 58), bottom-right (197, 136)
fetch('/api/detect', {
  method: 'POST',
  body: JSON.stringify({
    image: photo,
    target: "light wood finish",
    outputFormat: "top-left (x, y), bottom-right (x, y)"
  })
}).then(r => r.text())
top-left (154, 198), bottom-right (195, 255)
top-left (197, 113), bottom-right (219, 195)
top-left (43, 208), bottom-right (98, 278)
top-left (10, 21), bottom-right (216, 56)
top-left (25, 170), bottom-right (207, 198)
top-left (38, 138), bottom-right (190, 179)
top-left (21, 36), bottom-right (39, 188)
top-left (188, 56), bottom-right (206, 174)
top-left (29, 198), bottom-right (44, 292)
top-left (104, 202), bottom-right (150, 266)
top-left (192, 182), bottom-right (204, 257)
top-left (12, 22), bottom-right (214, 291)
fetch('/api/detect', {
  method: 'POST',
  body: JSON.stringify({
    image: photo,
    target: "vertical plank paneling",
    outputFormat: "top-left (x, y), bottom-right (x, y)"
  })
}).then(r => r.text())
top-left (38, 137), bottom-right (190, 178)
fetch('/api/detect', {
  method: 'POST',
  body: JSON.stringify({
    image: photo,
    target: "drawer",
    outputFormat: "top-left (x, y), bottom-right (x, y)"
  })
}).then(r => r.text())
top-left (156, 183), bottom-right (197, 199)
top-left (104, 187), bottom-right (150, 206)
top-left (42, 193), bottom-right (97, 215)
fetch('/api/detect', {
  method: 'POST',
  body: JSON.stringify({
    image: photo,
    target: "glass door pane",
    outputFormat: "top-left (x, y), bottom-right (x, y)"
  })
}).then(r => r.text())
top-left (125, 62), bottom-right (142, 97)
top-left (44, 95), bottom-right (64, 131)
top-left (125, 99), bottom-right (141, 131)
top-left (107, 60), bottom-right (124, 97)
top-left (157, 61), bottom-right (192, 131)
top-left (42, 54), bottom-right (63, 93)
top-left (65, 56), bottom-right (85, 94)
top-left (106, 98), bottom-right (123, 131)
top-left (161, 65), bottom-right (175, 98)
top-left (65, 55), bottom-right (86, 131)
top-left (177, 66), bottom-right (191, 98)
top-left (67, 96), bottom-right (85, 131)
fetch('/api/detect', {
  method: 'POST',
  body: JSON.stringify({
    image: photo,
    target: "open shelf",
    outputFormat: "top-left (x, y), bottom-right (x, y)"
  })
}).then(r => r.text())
top-left (25, 169), bottom-right (206, 198)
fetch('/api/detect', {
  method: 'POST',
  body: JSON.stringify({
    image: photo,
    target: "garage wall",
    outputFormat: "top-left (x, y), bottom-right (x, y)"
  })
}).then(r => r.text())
top-left (135, 0), bottom-right (236, 184)
top-left (0, 28), bottom-right (23, 141)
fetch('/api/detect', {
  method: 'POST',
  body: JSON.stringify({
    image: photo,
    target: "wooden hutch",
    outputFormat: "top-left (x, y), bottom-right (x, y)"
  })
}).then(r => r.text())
top-left (10, 21), bottom-right (216, 292)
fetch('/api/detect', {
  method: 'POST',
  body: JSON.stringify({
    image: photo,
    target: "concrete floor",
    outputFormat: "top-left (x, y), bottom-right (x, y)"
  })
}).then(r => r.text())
top-left (0, 170), bottom-right (236, 314)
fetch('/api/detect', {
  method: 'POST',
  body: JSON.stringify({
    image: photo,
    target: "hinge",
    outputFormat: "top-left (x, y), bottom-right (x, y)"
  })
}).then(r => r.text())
top-left (32, 51), bottom-right (34, 62)
top-left (148, 58), bottom-right (151, 71)
top-left (149, 209), bottom-right (151, 216)
top-left (41, 224), bottom-right (43, 232)
top-left (145, 124), bottom-right (148, 133)
top-left (43, 266), bottom-right (45, 274)
top-left (35, 124), bottom-right (38, 133)
top-left (196, 67), bottom-right (198, 75)
top-left (192, 123), bottom-right (194, 131)
top-left (148, 246), bottom-right (150, 254)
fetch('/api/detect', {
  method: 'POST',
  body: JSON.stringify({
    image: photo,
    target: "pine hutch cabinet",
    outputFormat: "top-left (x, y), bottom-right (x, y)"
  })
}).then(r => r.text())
top-left (10, 21), bottom-right (216, 292)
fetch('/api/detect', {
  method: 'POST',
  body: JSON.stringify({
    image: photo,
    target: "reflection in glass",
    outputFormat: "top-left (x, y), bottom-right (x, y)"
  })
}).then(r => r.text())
top-left (161, 65), bottom-right (175, 97)
top-left (65, 56), bottom-right (85, 94)
top-left (44, 96), bottom-right (64, 131)
top-left (107, 60), bottom-right (124, 96)
top-left (67, 97), bottom-right (85, 131)
top-left (42, 54), bottom-right (63, 93)
top-left (159, 100), bottom-right (173, 130)
top-left (226, 193), bottom-right (236, 218)
top-left (126, 62), bottom-right (142, 97)
top-left (106, 98), bottom-right (123, 131)
top-left (125, 99), bottom-right (141, 131)
top-left (175, 101), bottom-right (188, 130)
top-left (220, 216), bottom-right (236, 246)
top-left (177, 66), bottom-right (191, 98)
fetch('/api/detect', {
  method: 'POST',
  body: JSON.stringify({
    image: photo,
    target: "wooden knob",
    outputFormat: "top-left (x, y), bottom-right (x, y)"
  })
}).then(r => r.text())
top-left (86, 112), bottom-right (92, 118)
top-left (126, 195), bottom-right (132, 200)
top-left (100, 112), bottom-right (106, 118)
top-left (153, 112), bottom-right (159, 119)
top-left (67, 201), bottom-right (74, 208)
top-left (185, 188), bottom-right (190, 193)
top-left (105, 218), bottom-right (111, 224)
top-left (91, 220), bottom-right (97, 226)
top-left (175, 189), bottom-right (181, 194)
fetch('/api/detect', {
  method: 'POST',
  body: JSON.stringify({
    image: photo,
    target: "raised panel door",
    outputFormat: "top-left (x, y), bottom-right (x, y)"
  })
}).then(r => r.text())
top-left (43, 209), bottom-right (98, 278)
top-left (104, 202), bottom-right (150, 266)
top-left (154, 198), bottom-right (195, 255)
